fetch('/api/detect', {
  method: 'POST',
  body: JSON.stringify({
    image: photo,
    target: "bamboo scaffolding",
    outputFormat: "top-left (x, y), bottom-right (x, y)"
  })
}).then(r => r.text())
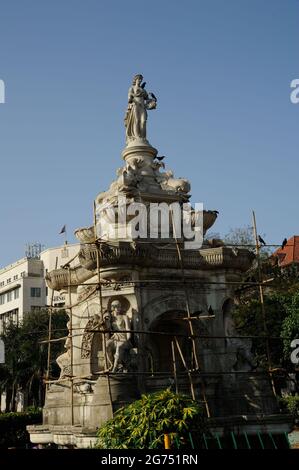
top-left (44, 369), bottom-right (284, 381)
top-left (252, 210), bottom-right (277, 397)
top-left (71, 238), bottom-right (286, 248)
top-left (174, 336), bottom-right (196, 400)
top-left (45, 256), bottom-right (58, 390)
top-left (93, 200), bottom-right (113, 410)
top-left (40, 329), bottom-right (284, 343)
top-left (170, 210), bottom-right (211, 417)
top-left (56, 278), bottom-right (276, 288)
top-left (42, 209), bottom-right (287, 418)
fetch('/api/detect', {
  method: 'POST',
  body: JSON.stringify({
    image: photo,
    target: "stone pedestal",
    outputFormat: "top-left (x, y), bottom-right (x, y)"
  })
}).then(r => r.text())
top-left (122, 144), bottom-right (158, 173)
top-left (92, 375), bottom-right (139, 416)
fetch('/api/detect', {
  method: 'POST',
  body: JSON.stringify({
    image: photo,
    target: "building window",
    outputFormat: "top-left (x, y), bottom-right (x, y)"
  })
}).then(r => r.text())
top-left (12, 309), bottom-right (18, 323)
top-left (0, 294), bottom-right (5, 305)
top-left (14, 288), bottom-right (20, 300)
top-left (7, 278), bottom-right (11, 284)
top-left (13, 274), bottom-right (18, 280)
top-left (0, 309), bottom-right (19, 332)
top-left (31, 287), bottom-right (41, 298)
top-left (31, 306), bottom-right (41, 313)
top-left (7, 291), bottom-right (12, 302)
top-left (0, 281), bottom-right (4, 287)
top-left (20, 271), bottom-right (26, 278)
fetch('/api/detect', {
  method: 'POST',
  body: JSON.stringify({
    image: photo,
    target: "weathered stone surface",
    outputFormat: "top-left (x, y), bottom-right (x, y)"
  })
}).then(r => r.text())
top-left (28, 76), bottom-right (292, 447)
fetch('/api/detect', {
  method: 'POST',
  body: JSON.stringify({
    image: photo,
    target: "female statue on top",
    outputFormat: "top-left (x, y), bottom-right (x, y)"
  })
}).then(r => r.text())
top-left (124, 74), bottom-right (157, 144)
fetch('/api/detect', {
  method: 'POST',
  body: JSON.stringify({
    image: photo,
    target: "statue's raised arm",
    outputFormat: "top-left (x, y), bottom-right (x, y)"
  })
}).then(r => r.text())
top-left (124, 74), bottom-right (157, 145)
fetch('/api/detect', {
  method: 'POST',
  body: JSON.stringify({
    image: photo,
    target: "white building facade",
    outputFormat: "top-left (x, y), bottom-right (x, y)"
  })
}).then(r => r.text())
top-left (0, 243), bottom-right (79, 334)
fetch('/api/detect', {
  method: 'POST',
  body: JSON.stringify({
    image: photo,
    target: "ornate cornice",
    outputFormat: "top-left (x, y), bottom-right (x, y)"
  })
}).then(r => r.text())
top-left (46, 243), bottom-right (254, 291)
top-left (79, 243), bottom-right (254, 271)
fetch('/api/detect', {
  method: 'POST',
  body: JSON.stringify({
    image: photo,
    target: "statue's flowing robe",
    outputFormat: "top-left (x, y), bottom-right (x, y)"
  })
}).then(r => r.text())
top-left (125, 86), bottom-right (148, 141)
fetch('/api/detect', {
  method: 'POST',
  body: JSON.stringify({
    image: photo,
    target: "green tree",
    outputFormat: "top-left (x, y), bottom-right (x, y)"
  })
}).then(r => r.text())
top-left (230, 227), bottom-right (299, 371)
top-left (281, 292), bottom-right (299, 360)
top-left (232, 293), bottom-right (291, 369)
top-left (96, 389), bottom-right (206, 449)
top-left (0, 309), bottom-right (67, 411)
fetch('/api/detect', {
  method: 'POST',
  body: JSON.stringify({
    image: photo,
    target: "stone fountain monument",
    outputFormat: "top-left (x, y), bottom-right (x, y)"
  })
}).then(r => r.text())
top-left (28, 75), bottom-right (291, 448)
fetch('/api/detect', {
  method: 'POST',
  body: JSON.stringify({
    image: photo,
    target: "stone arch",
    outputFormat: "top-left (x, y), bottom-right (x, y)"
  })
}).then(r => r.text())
top-left (142, 293), bottom-right (203, 326)
top-left (142, 294), bottom-right (205, 374)
top-left (145, 309), bottom-right (192, 373)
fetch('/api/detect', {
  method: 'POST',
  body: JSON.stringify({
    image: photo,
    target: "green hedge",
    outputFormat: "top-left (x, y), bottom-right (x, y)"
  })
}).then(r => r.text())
top-left (0, 409), bottom-right (42, 448)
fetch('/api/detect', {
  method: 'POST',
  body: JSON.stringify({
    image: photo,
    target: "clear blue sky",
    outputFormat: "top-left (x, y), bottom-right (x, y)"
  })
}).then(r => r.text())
top-left (0, 0), bottom-right (298, 266)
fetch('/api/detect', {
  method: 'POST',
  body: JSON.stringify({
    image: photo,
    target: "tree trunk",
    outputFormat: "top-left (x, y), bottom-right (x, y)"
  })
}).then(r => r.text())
top-left (5, 388), bottom-right (12, 412)
top-left (11, 383), bottom-right (16, 412)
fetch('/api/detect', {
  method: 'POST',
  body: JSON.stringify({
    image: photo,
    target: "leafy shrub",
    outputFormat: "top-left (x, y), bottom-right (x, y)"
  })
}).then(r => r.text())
top-left (96, 389), bottom-right (206, 449)
top-left (0, 409), bottom-right (42, 448)
top-left (279, 395), bottom-right (299, 423)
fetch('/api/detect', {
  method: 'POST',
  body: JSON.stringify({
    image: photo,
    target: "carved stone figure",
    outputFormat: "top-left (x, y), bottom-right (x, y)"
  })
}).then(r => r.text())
top-left (81, 314), bottom-right (101, 359)
top-left (125, 156), bottom-right (143, 172)
top-left (151, 160), bottom-right (165, 175)
top-left (105, 299), bottom-right (133, 372)
top-left (56, 334), bottom-right (72, 378)
top-left (124, 74), bottom-right (157, 144)
top-left (117, 167), bottom-right (137, 187)
top-left (159, 170), bottom-right (191, 194)
top-left (224, 312), bottom-right (256, 371)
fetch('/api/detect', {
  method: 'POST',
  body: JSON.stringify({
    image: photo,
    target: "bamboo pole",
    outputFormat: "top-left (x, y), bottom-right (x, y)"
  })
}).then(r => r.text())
top-left (46, 257), bottom-right (58, 389)
top-left (47, 278), bottom-right (276, 290)
top-left (40, 328), bottom-right (272, 343)
top-left (174, 336), bottom-right (196, 400)
top-left (164, 434), bottom-right (171, 449)
top-left (252, 210), bottom-right (276, 397)
top-left (68, 266), bottom-right (74, 425)
top-left (44, 375), bottom-right (95, 384)
top-left (171, 340), bottom-right (179, 394)
top-left (181, 315), bottom-right (215, 320)
top-left (45, 369), bottom-right (275, 381)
